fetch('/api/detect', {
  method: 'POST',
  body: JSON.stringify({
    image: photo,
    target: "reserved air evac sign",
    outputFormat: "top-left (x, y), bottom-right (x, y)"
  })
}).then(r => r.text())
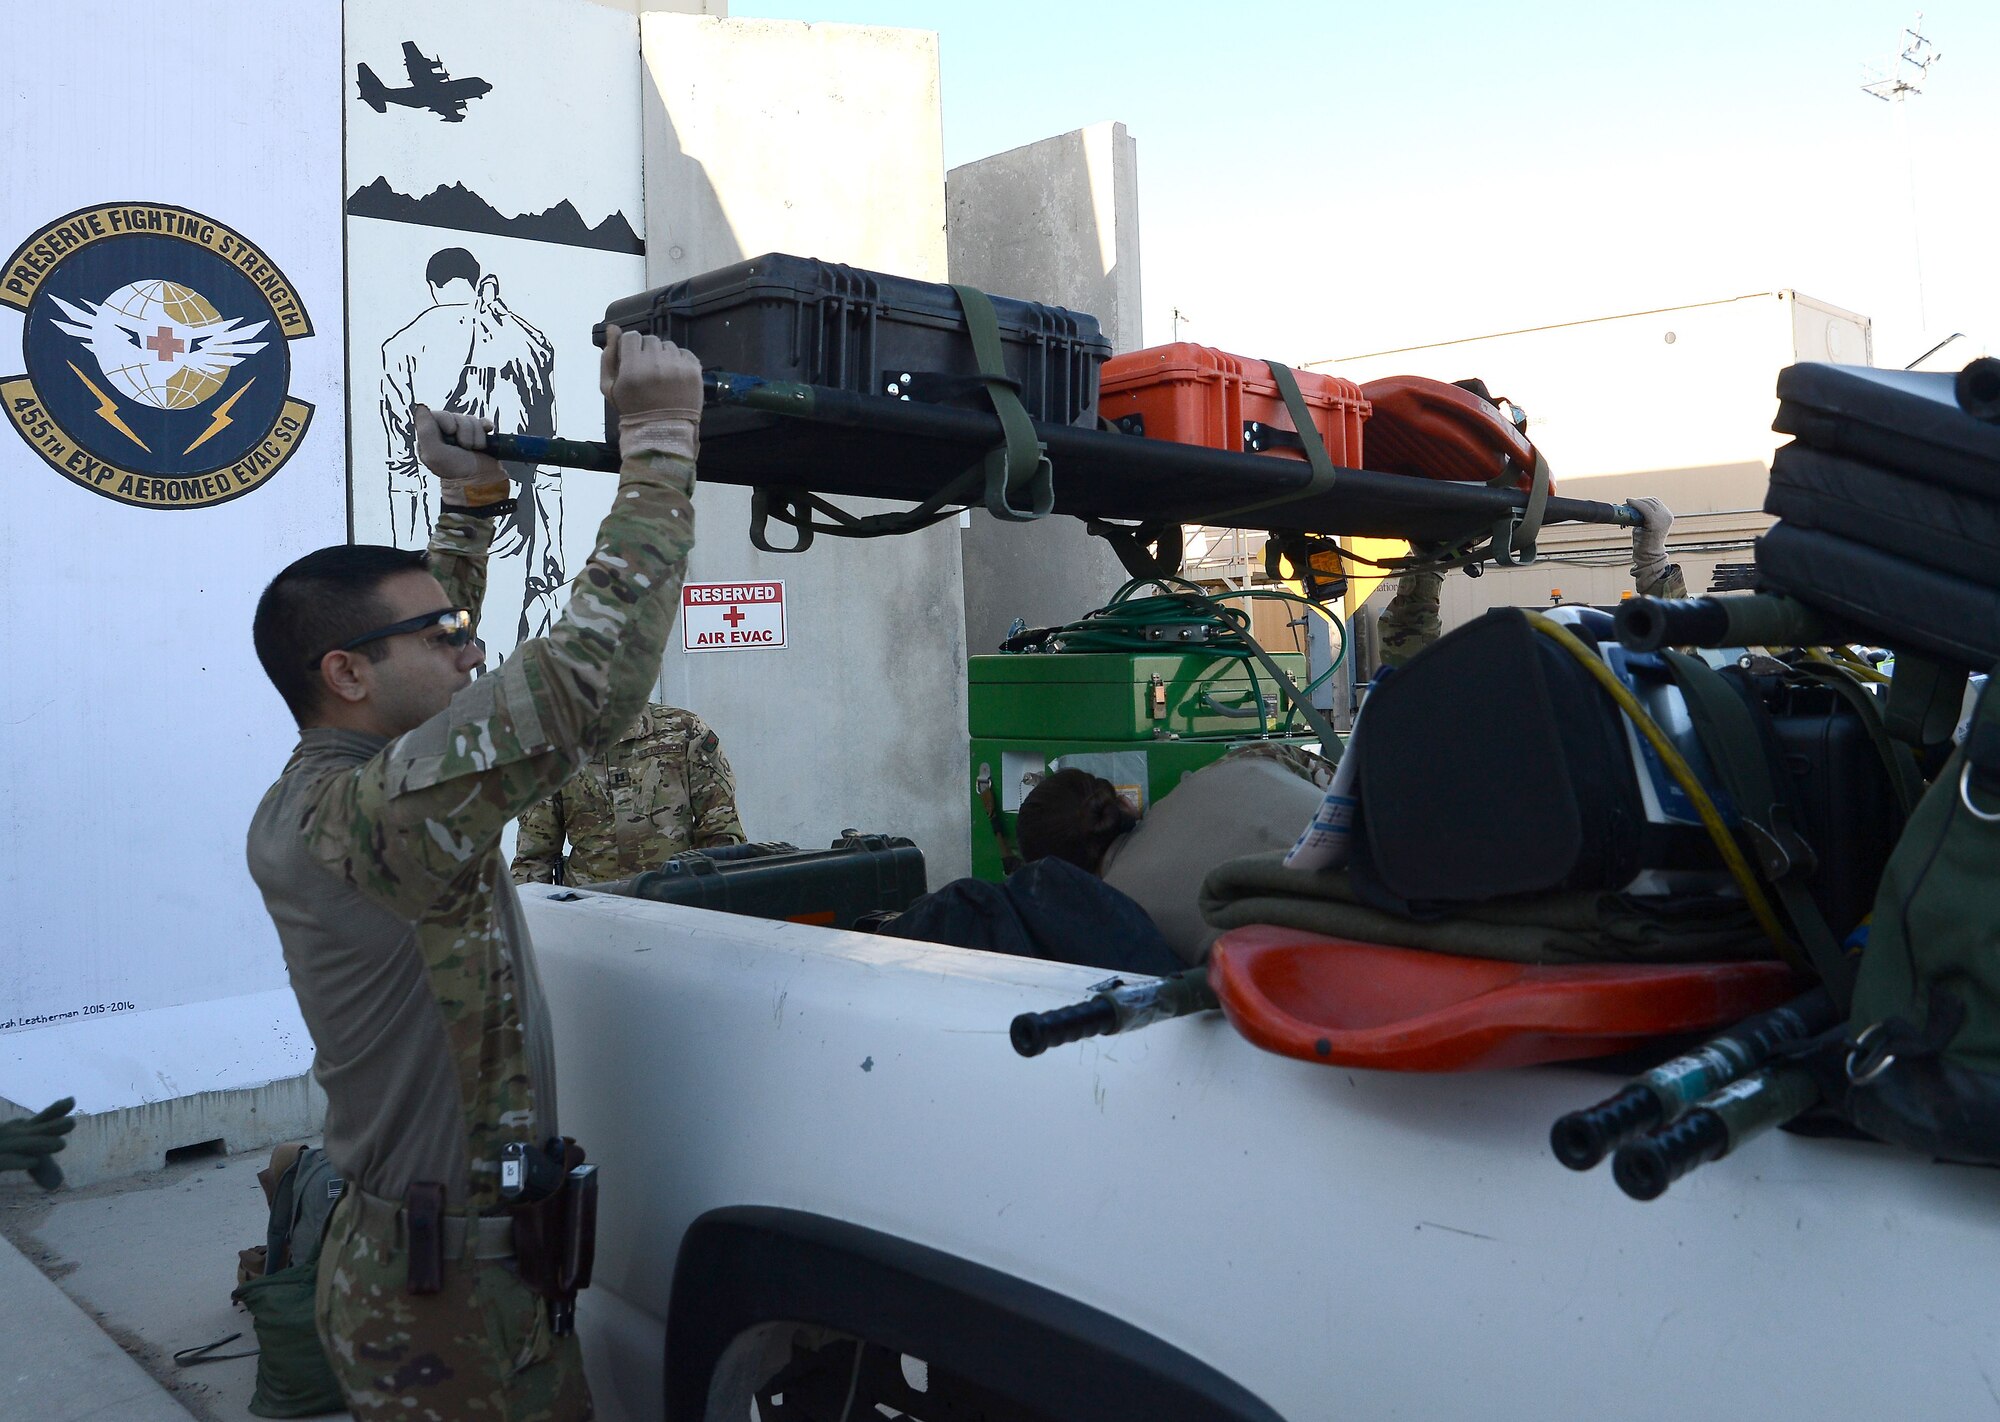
top-left (682, 580), bottom-right (785, 651)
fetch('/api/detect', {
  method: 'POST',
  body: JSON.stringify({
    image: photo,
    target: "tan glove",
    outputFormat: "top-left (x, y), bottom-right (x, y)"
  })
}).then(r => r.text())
top-left (600, 324), bottom-right (702, 463)
top-left (1628, 495), bottom-right (1674, 590)
top-left (414, 405), bottom-right (512, 510)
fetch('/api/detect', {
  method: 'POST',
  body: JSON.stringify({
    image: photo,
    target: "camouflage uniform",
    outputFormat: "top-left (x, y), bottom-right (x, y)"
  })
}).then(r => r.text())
top-left (510, 705), bottom-right (743, 886)
top-left (247, 439), bottom-right (695, 1421)
top-left (1376, 562), bottom-right (1689, 669)
top-left (1376, 567), bottom-right (1446, 670)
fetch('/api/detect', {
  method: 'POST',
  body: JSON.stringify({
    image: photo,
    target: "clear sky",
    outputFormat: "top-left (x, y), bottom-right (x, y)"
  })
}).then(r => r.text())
top-left (730, 1), bottom-right (1996, 369)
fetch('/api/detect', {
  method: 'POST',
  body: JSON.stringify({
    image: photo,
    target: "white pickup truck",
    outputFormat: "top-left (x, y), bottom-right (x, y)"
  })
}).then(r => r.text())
top-left (526, 884), bottom-right (2000, 1422)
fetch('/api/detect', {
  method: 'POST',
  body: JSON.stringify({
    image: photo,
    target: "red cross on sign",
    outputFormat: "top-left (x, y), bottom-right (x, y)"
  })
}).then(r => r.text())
top-left (682, 580), bottom-right (786, 652)
top-left (145, 325), bottom-right (185, 361)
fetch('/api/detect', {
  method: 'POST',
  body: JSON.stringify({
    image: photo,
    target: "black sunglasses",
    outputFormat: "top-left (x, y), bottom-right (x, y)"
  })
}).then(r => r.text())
top-left (310, 608), bottom-right (473, 668)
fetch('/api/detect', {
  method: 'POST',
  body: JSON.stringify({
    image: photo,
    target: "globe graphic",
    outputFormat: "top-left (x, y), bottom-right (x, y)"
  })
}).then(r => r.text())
top-left (93, 279), bottom-right (229, 410)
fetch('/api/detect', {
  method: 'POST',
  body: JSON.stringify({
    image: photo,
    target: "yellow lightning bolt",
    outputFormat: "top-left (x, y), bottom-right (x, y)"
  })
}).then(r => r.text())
top-left (184, 377), bottom-right (256, 457)
top-left (67, 361), bottom-right (149, 451)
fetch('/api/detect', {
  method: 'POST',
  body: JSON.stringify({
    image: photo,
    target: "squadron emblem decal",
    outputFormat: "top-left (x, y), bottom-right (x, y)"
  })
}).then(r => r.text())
top-left (1, 202), bottom-right (314, 508)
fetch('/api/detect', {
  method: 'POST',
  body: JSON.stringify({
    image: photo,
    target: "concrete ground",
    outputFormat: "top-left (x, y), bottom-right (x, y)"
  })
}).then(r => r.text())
top-left (1, 1145), bottom-right (653, 1422)
top-left (0, 1144), bottom-right (344, 1422)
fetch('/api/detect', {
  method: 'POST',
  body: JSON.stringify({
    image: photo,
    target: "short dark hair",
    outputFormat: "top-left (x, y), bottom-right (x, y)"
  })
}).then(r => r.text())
top-left (1015, 769), bottom-right (1138, 876)
top-left (253, 544), bottom-right (431, 721)
top-left (425, 247), bottom-right (480, 288)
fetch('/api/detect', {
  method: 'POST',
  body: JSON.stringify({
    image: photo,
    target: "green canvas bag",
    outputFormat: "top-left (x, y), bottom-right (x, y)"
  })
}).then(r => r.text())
top-left (1839, 668), bottom-right (2000, 1162)
top-left (233, 1260), bottom-right (346, 1417)
top-left (230, 1145), bottom-right (347, 1417)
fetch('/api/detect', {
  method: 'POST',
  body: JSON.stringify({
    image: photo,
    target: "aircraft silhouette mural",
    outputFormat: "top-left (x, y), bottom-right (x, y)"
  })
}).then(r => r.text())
top-left (356, 42), bottom-right (492, 123)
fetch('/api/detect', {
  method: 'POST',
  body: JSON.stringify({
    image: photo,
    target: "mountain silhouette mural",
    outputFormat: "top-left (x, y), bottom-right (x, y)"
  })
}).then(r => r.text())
top-left (348, 178), bottom-right (644, 255)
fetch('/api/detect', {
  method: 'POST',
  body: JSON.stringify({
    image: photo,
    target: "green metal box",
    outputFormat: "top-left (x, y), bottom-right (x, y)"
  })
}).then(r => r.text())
top-left (968, 651), bottom-right (1312, 742)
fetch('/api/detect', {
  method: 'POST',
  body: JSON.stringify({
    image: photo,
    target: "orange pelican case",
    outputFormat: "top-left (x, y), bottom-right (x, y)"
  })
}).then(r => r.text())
top-left (1098, 343), bottom-right (1368, 469)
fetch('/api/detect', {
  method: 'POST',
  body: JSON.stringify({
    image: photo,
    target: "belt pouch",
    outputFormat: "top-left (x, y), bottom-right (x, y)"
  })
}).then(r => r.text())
top-left (405, 1182), bottom-right (447, 1295)
top-left (560, 1165), bottom-right (599, 1293)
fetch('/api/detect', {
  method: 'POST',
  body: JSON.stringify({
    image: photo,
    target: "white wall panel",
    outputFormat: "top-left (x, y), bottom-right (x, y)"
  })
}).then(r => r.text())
top-left (0, 2), bottom-right (345, 1034)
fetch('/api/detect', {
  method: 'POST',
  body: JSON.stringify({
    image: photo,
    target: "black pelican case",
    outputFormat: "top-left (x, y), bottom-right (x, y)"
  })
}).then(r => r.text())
top-left (596, 833), bottom-right (928, 931)
top-left (597, 253), bottom-right (1110, 426)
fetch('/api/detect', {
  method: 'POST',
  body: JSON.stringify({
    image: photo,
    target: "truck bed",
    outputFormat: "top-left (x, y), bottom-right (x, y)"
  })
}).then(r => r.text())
top-left (525, 885), bottom-right (1998, 1422)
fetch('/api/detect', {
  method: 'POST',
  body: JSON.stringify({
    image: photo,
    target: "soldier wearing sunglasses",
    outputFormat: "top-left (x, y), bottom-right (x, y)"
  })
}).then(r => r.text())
top-left (245, 327), bottom-right (700, 1422)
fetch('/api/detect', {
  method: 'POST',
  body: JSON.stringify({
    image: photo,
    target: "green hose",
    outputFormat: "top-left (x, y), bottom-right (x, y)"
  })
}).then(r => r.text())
top-left (1039, 578), bottom-right (1347, 741)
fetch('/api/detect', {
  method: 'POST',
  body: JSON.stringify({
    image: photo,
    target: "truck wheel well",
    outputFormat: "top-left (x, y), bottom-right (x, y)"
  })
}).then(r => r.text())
top-left (665, 1205), bottom-right (1285, 1422)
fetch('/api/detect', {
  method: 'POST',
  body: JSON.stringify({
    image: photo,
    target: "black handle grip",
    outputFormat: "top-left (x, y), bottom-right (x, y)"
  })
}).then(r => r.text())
top-left (1011, 998), bottom-right (1118, 1058)
top-left (672, 841), bottom-right (800, 865)
top-left (1615, 593), bottom-right (1838, 652)
top-left (1613, 596), bottom-right (1732, 653)
top-left (1550, 1085), bottom-right (1664, 1172)
top-left (1612, 1110), bottom-right (1728, 1201)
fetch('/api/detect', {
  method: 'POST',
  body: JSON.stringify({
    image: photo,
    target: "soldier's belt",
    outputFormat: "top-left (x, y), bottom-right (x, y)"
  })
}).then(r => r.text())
top-left (350, 1185), bottom-right (516, 1261)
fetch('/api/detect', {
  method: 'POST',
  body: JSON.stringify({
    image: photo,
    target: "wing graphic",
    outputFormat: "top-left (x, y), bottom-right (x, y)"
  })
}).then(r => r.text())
top-left (402, 41), bottom-right (446, 84)
top-left (184, 317), bottom-right (270, 372)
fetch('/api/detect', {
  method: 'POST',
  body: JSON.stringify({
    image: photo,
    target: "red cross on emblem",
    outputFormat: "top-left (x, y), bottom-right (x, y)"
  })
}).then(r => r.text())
top-left (145, 325), bottom-right (185, 361)
top-left (723, 605), bottom-right (747, 628)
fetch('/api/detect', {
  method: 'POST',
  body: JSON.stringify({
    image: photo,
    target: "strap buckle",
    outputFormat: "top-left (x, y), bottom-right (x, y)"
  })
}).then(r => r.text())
top-left (1958, 760), bottom-right (2000, 823)
top-left (1845, 1021), bottom-right (1898, 1085)
top-left (1741, 816), bottom-right (1818, 881)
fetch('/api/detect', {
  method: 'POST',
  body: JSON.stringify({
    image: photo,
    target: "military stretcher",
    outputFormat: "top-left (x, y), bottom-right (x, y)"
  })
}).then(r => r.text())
top-left (462, 365), bottom-right (1637, 566)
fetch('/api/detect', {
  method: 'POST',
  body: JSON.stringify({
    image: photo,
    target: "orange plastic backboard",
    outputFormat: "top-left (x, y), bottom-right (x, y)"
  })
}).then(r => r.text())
top-left (1209, 926), bottom-right (1804, 1072)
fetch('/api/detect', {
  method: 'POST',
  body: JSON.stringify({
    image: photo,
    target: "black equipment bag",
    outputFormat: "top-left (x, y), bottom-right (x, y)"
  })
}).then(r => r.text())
top-left (599, 253), bottom-right (1110, 427)
top-left (1350, 608), bottom-right (1714, 907)
top-left (1757, 360), bottom-right (2000, 675)
top-left (1350, 608), bottom-right (1903, 937)
top-left (605, 833), bottom-right (927, 930)
top-left (1766, 442), bottom-right (2000, 592)
top-left (1773, 361), bottom-right (2000, 496)
top-left (1754, 521), bottom-right (2000, 671)
top-left (1762, 678), bottom-right (1906, 941)
top-left (881, 856), bottom-right (1184, 977)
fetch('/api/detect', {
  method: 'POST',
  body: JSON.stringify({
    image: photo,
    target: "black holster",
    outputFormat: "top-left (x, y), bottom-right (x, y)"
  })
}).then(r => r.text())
top-left (507, 1139), bottom-right (597, 1335)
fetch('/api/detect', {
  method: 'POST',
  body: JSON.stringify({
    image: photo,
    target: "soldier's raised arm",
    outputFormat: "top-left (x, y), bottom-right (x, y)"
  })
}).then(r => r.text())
top-left (415, 406), bottom-right (499, 623)
top-left (304, 331), bottom-right (702, 920)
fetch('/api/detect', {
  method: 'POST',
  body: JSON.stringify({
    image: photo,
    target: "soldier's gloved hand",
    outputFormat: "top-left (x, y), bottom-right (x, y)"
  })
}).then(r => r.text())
top-left (1628, 496), bottom-right (1674, 588)
top-left (0, 1097), bottom-right (76, 1191)
top-left (599, 324), bottom-right (702, 464)
top-left (415, 405), bottom-right (512, 510)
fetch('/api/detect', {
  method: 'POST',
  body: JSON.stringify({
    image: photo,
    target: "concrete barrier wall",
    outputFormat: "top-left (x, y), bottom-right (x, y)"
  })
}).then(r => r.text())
top-left (949, 123), bottom-right (1144, 655)
top-left (643, 15), bottom-right (973, 882)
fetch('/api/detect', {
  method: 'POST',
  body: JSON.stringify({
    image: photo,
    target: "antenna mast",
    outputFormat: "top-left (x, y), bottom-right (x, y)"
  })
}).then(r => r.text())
top-left (1861, 14), bottom-right (1941, 333)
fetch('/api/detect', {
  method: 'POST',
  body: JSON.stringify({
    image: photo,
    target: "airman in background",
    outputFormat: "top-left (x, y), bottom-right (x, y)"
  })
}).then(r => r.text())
top-left (512, 704), bottom-right (745, 885)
